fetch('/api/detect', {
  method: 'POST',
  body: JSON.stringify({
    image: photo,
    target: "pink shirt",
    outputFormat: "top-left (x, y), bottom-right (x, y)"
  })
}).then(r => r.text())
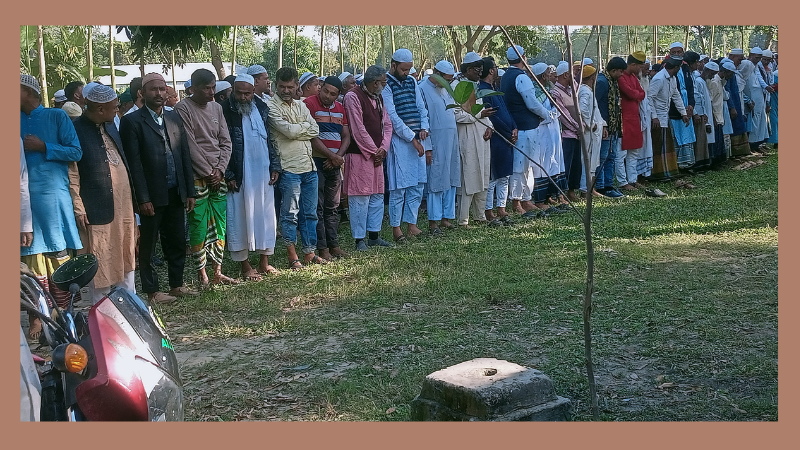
top-left (342, 89), bottom-right (392, 196)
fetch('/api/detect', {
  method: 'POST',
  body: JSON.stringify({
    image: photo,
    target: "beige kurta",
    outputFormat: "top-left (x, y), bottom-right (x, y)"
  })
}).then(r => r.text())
top-left (68, 127), bottom-right (137, 289)
top-left (451, 80), bottom-right (492, 196)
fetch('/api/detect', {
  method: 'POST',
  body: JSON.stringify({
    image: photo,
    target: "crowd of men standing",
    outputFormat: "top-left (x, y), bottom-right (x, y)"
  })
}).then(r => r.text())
top-left (20, 43), bottom-right (777, 338)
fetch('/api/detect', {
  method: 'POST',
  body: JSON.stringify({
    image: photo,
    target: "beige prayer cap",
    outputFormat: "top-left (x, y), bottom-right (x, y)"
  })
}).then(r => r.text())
top-left (62, 102), bottom-right (83, 119)
top-left (142, 72), bottom-right (166, 87)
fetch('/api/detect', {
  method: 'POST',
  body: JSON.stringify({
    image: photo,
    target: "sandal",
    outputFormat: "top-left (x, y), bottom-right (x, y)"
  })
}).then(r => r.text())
top-left (241, 269), bottom-right (263, 282)
top-left (306, 255), bottom-right (328, 265)
top-left (394, 234), bottom-right (408, 244)
top-left (288, 259), bottom-right (304, 271)
top-left (258, 265), bottom-right (280, 275)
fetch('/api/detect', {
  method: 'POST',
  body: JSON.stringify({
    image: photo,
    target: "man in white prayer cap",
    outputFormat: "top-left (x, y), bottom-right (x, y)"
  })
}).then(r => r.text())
top-left (299, 71), bottom-right (320, 99)
top-left (382, 48), bottom-right (431, 240)
top-left (337, 71), bottom-right (356, 103)
top-left (53, 89), bottom-right (68, 108)
top-left (737, 46), bottom-right (772, 152)
top-left (247, 64), bottom-right (273, 103)
top-left (550, 60), bottom-right (583, 202)
top-left (419, 60), bottom-right (460, 235)
top-left (68, 84), bottom-right (138, 304)
top-left (214, 80), bottom-right (232, 104)
top-left (450, 51), bottom-right (495, 226)
top-left (220, 73), bottom-right (281, 280)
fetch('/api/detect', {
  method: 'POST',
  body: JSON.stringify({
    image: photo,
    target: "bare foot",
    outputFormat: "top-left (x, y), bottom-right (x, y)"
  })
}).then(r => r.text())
top-left (441, 219), bottom-right (455, 229)
top-left (28, 316), bottom-right (42, 340)
top-left (241, 268), bottom-right (262, 282)
top-left (258, 265), bottom-right (279, 275)
top-left (211, 273), bottom-right (239, 285)
top-left (407, 224), bottom-right (423, 237)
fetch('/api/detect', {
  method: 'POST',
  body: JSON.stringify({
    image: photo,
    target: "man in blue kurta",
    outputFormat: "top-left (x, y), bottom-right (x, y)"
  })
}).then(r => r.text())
top-left (382, 49), bottom-right (430, 242)
top-left (20, 74), bottom-right (82, 338)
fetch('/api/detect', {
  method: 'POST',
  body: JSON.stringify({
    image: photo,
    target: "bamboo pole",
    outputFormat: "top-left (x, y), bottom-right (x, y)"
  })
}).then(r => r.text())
top-left (390, 25), bottom-right (396, 53)
top-left (415, 26), bottom-right (424, 69)
top-left (380, 26), bottom-right (385, 66)
top-left (231, 25), bottom-right (238, 75)
top-left (685, 26), bottom-right (690, 50)
top-left (87, 26), bottom-right (94, 81)
top-left (338, 26), bottom-right (344, 73)
top-left (36, 26), bottom-right (49, 107)
top-left (277, 26), bottom-right (283, 68)
top-left (171, 50), bottom-right (177, 92)
top-left (319, 25), bottom-right (326, 75)
top-left (109, 26), bottom-right (116, 91)
top-left (294, 26), bottom-right (298, 68)
top-left (710, 25), bottom-right (715, 59)
top-left (606, 25), bottom-right (613, 64)
top-left (653, 25), bottom-right (658, 61)
top-left (363, 26), bottom-right (368, 72)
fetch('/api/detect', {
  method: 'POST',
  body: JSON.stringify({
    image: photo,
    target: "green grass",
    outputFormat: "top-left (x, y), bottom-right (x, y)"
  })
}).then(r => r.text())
top-left (153, 152), bottom-right (778, 421)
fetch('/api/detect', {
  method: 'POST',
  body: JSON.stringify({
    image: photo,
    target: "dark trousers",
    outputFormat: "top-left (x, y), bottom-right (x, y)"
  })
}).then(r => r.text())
top-left (139, 187), bottom-right (187, 293)
top-left (561, 137), bottom-right (582, 190)
top-left (313, 157), bottom-right (342, 250)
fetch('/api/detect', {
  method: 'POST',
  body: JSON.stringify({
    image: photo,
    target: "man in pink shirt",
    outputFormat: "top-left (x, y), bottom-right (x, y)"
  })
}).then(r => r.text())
top-left (342, 65), bottom-right (394, 251)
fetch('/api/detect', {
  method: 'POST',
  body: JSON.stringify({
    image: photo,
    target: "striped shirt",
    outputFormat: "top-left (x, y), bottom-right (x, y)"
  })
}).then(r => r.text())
top-left (303, 94), bottom-right (348, 156)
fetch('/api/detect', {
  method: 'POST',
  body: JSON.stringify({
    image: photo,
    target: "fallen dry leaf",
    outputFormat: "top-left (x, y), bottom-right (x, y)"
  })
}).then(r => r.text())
top-left (658, 382), bottom-right (675, 389)
top-left (386, 407), bottom-right (396, 415)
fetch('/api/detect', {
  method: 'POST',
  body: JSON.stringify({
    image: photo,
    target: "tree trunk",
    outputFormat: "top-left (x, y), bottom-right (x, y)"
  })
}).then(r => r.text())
top-left (210, 40), bottom-right (226, 79)
top-left (763, 27), bottom-right (774, 50)
top-left (740, 26), bottom-right (745, 50)
top-left (710, 25), bottom-right (715, 58)
top-left (363, 26), bottom-right (368, 73)
top-left (319, 25), bottom-right (326, 75)
top-left (338, 26), bottom-right (344, 73)
top-left (446, 26), bottom-right (463, 66)
top-left (653, 25), bottom-right (658, 61)
top-left (87, 26), bottom-right (93, 81)
top-left (685, 26), bottom-right (690, 50)
top-left (294, 26), bottom-right (298, 69)
top-left (277, 25), bottom-right (283, 68)
top-left (380, 26), bottom-right (385, 67)
top-left (109, 26), bottom-right (116, 91)
top-left (415, 26), bottom-right (425, 69)
top-left (36, 25), bottom-right (48, 107)
top-left (171, 50), bottom-right (177, 91)
top-left (231, 26), bottom-right (238, 74)
top-left (138, 45), bottom-right (145, 77)
top-left (390, 25), bottom-right (396, 53)
top-left (606, 25), bottom-right (613, 64)
top-left (626, 26), bottom-right (632, 54)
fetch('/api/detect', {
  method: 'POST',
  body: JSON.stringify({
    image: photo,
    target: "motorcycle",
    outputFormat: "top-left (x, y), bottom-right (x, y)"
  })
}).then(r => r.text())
top-left (19, 254), bottom-right (184, 421)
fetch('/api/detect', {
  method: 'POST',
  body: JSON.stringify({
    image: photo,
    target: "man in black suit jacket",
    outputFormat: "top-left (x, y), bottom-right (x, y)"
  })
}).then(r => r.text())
top-left (120, 72), bottom-right (197, 304)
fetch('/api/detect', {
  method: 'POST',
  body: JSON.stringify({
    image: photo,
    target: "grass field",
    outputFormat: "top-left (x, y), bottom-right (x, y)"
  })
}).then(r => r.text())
top-left (154, 151), bottom-right (777, 421)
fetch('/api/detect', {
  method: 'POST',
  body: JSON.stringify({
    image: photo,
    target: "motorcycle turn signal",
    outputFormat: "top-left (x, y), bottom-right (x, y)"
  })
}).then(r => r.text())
top-left (52, 343), bottom-right (89, 373)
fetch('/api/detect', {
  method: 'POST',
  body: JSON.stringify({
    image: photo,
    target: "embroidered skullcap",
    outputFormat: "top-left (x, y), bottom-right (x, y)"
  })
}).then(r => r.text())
top-left (119, 88), bottom-right (133, 103)
top-left (299, 71), bottom-right (317, 88)
top-left (750, 47), bottom-right (763, 55)
top-left (234, 64), bottom-right (249, 75)
top-left (434, 60), bottom-right (455, 75)
top-left (83, 82), bottom-right (100, 100)
top-left (54, 89), bottom-right (67, 102)
top-left (506, 45), bottom-right (525, 61)
top-left (607, 57), bottom-right (628, 71)
top-left (235, 73), bottom-right (254, 86)
top-left (409, 67), bottom-right (417, 75)
top-left (425, 69), bottom-right (434, 75)
top-left (556, 61), bottom-right (570, 76)
top-left (323, 76), bottom-right (343, 91)
top-left (497, 68), bottom-right (505, 77)
top-left (730, 48), bottom-right (744, 55)
top-left (338, 71), bottom-right (352, 82)
top-left (722, 61), bottom-right (737, 72)
top-left (704, 61), bottom-right (720, 72)
top-left (20, 74), bottom-right (40, 94)
top-left (670, 42), bottom-right (684, 49)
top-left (548, 64), bottom-right (556, 73)
top-left (581, 65), bottom-right (596, 78)
top-left (215, 80), bottom-right (231, 93)
top-left (391, 48), bottom-right (414, 63)
top-left (62, 102), bottom-right (83, 119)
top-left (532, 62), bottom-right (548, 76)
top-left (85, 84), bottom-right (118, 103)
top-left (142, 72), bottom-right (165, 87)
top-left (630, 51), bottom-right (647, 64)
top-left (247, 64), bottom-right (267, 76)
top-left (762, 49), bottom-right (773, 58)
top-left (463, 51), bottom-right (482, 64)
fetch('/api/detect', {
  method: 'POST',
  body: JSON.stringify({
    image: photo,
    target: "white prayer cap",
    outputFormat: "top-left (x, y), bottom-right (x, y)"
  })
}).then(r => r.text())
top-left (704, 61), bottom-right (720, 72)
top-left (85, 84), bottom-right (118, 104)
top-left (532, 62), bottom-right (548, 76)
top-left (722, 61), bottom-right (737, 72)
top-left (507, 45), bottom-right (525, 61)
top-left (556, 61), bottom-right (570, 76)
top-left (425, 69), bottom-right (434, 75)
top-left (463, 51), bottom-right (482, 64)
top-left (670, 42), bottom-right (684, 49)
top-left (54, 89), bottom-right (67, 102)
top-left (235, 73), bottom-right (255, 86)
top-left (20, 74), bottom-right (40, 94)
top-left (730, 48), bottom-right (744, 55)
top-left (62, 102), bottom-right (82, 119)
top-left (83, 82), bottom-right (100, 100)
top-left (497, 68), bottom-right (505, 77)
top-left (720, 57), bottom-right (733, 65)
top-left (299, 71), bottom-right (317, 88)
top-left (215, 80), bottom-right (231, 93)
top-left (391, 48), bottom-right (413, 63)
top-left (338, 72), bottom-right (352, 82)
top-left (699, 54), bottom-right (709, 61)
top-left (247, 64), bottom-right (267, 76)
top-left (645, 58), bottom-right (651, 65)
top-left (234, 64), bottom-right (249, 74)
top-left (434, 60), bottom-right (455, 75)
top-left (583, 57), bottom-right (594, 66)
top-left (762, 49), bottom-right (773, 58)
top-left (750, 47), bottom-right (763, 55)
top-left (355, 73), bottom-right (364, 82)
top-left (409, 67), bottom-right (417, 75)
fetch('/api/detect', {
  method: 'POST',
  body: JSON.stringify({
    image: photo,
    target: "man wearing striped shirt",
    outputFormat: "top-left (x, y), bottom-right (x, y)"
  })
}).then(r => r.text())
top-left (304, 76), bottom-right (350, 261)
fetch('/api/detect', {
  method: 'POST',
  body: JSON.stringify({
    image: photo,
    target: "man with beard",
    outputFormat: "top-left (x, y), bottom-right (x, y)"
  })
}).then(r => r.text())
top-left (647, 58), bottom-right (690, 182)
top-left (551, 60), bottom-right (582, 202)
top-left (222, 74), bottom-right (281, 280)
top-left (120, 72), bottom-right (198, 303)
top-left (337, 72), bottom-right (356, 103)
top-left (382, 48), bottom-right (429, 241)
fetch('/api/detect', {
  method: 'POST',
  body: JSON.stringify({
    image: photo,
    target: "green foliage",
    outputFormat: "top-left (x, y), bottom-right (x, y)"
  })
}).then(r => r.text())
top-left (452, 80), bottom-right (474, 104)
top-left (126, 26), bottom-right (231, 56)
top-left (262, 31), bottom-right (320, 74)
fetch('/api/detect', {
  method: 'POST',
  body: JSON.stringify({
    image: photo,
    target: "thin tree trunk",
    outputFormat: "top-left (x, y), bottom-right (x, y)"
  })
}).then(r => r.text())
top-left (685, 26), bottom-right (690, 50)
top-left (36, 25), bottom-right (48, 107)
top-left (171, 50), bottom-right (177, 92)
top-left (363, 26), bottom-right (368, 72)
top-left (415, 26), bottom-right (425, 69)
top-left (653, 25), bottom-right (658, 61)
top-left (390, 25), bottom-right (396, 53)
top-left (294, 26), bottom-right (298, 69)
top-left (606, 25), bottom-right (613, 64)
top-left (319, 25), bottom-right (326, 75)
top-left (380, 26), bottom-right (385, 66)
top-left (87, 26), bottom-right (93, 81)
top-left (277, 25), bottom-right (283, 68)
top-left (109, 26), bottom-right (116, 91)
top-left (231, 25), bottom-right (238, 74)
top-left (210, 41), bottom-right (225, 79)
top-left (139, 45), bottom-right (145, 77)
top-left (626, 26), bottom-right (632, 54)
top-left (338, 25), bottom-right (344, 73)
top-left (740, 26), bottom-right (745, 50)
top-left (710, 26), bottom-right (715, 59)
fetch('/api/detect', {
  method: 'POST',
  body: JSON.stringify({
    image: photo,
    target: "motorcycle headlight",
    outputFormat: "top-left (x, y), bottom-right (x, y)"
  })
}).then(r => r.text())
top-left (134, 357), bottom-right (184, 421)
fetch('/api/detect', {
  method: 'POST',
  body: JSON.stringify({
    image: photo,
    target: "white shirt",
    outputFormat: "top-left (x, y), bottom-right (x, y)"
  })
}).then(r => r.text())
top-left (20, 138), bottom-right (32, 233)
top-left (647, 68), bottom-right (686, 127)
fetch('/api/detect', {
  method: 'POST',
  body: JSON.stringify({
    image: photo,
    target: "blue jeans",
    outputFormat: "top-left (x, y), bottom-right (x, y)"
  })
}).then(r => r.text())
top-left (278, 171), bottom-right (319, 254)
top-left (597, 135), bottom-right (619, 190)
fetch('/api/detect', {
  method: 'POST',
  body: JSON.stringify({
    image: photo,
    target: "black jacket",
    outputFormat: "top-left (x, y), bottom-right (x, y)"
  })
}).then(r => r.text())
top-left (222, 95), bottom-right (281, 191)
top-left (72, 115), bottom-right (137, 225)
top-left (119, 106), bottom-right (195, 207)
